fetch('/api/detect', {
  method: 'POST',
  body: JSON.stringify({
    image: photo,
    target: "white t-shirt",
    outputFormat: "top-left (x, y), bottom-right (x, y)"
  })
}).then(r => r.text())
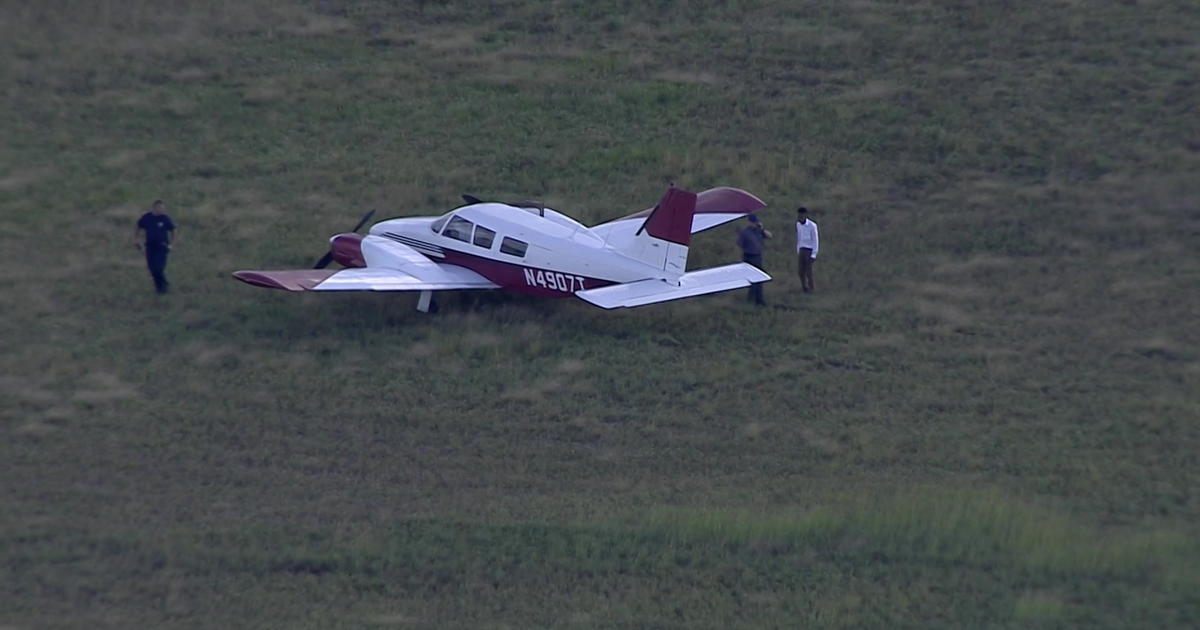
top-left (795, 219), bottom-right (819, 258)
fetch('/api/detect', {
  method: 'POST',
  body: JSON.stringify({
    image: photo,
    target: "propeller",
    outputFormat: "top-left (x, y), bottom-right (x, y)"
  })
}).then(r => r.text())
top-left (313, 209), bottom-right (375, 269)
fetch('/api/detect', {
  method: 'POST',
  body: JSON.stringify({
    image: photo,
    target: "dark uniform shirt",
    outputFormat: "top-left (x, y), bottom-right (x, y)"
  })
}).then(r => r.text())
top-left (138, 212), bottom-right (175, 247)
top-left (737, 225), bottom-right (766, 256)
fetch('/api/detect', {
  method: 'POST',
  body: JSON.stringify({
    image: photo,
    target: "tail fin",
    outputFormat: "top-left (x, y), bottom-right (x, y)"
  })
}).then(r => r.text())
top-left (617, 186), bottom-right (697, 278)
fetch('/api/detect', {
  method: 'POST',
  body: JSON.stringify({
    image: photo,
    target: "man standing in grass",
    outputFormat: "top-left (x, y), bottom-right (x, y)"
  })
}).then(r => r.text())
top-left (737, 214), bottom-right (772, 306)
top-left (795, 206), bottom-right (819, 293)
top-left (134, 199), bottom-right (176, 294)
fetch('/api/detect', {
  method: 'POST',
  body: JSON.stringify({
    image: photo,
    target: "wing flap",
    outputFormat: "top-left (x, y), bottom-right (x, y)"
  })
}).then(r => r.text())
top-left (575, 263), bottom-right (770, 309)
top-left (311, 267), bottom-right (499, 292)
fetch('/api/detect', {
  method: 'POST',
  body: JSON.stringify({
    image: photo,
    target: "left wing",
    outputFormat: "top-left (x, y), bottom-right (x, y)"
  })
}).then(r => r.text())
top-left (233, 235), bottom-right (500, 292)
top-left (312, 266), bottom-right (498, 291)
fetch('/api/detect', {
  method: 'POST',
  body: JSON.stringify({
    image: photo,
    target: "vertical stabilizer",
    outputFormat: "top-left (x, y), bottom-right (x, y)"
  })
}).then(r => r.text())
top-left (617, 187), bottom-right (697, 279)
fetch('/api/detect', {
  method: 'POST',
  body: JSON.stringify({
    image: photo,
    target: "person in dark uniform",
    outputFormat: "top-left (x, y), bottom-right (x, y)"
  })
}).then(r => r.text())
top-left (736, 214), bottom-right (771, 306)
top-left (134, 200), bottom-right (176, 294)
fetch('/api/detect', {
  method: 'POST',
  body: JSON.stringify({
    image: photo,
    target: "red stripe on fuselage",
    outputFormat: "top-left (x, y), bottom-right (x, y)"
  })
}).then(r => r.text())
top-left (437, 247), bottom-right (615, 298)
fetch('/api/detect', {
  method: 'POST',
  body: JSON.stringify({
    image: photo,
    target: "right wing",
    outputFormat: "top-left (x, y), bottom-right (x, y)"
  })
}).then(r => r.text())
top-left (233, 235), bottom-right (500, 292)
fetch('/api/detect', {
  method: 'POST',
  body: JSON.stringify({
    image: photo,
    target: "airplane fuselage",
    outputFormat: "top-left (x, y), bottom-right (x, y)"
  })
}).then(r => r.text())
top-left (368, 203), bottom-right (669, 298)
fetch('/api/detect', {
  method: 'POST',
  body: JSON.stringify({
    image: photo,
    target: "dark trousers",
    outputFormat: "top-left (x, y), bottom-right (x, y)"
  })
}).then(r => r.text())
top-left (145, 245), bottom-right (170, 293)
top-left (743, 253), bottom-right (765, 305)
top-left (797, 248), bottom-right (814, 292)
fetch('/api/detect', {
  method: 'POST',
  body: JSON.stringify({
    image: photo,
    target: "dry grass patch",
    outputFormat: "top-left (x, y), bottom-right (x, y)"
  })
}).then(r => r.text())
top-left (405, 27), bottom-right (484, 54)
top-left (0, 166), bottom-right (57, 192)
top-left (366, 612), bottom-right (420, 625)
top-left (835, 79), bottom-right (901, 101)
top-left (14, 420), bottom-right (56, 436)
top-left (1013, 590), bottom-right (1067, 622)
top-left (555, 358), bottom-right (588, 375)
top-left (741, 420), bottom-right (772, 439)
top-left (651, 69), bottom-right (721, 85)
top-left (462, 331), bottom-right (502, 350)
top-left (405, 341), bottom-right (437, 360)
top-left (240, 81), bottom-right (290, 107)
top-left (798, 426), bottom-right (842, 456)
top-left (71, 371), bottom-right (140, 405)
top-left (184, 341), bottom-right (241, 368)
top-left (931, 254), bottom-right (1013, 277)
top-left (170, 66), bottom-right (216, 83)
top-left (853, 331), bottom-right (907, 348)
top-left (101, 150), bottom-right (148, 170)
top-left (909, 280), bottom-right (987, 301)
top-left (0, 376), bottom-right (57, 406)
top-left (1130, 336), bottom-right (1192, 361)
top-left (40, 405), bottom-right (77, 423)
top-left (279, 14), bottom-right (352, 37)
top-left (911, 297), bottom-right (976, 331)
top-left (501, 376), bottom-right (565, 403)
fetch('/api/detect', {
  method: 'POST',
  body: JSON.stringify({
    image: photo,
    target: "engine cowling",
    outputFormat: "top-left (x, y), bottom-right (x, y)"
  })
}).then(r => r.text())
top-left (330, 233), bottom-right (366, 268)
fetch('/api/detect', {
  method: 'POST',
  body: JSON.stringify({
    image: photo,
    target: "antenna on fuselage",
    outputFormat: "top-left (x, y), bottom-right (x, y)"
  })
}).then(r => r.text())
top-left (514, 200), bottom-right (545, 217)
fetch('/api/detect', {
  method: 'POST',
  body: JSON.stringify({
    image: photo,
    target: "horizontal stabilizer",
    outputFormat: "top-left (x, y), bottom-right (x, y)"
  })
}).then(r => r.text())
top-left (592, 187), bottom-right (767, 239)
top-left (575, 263), bottom-right (770, 309)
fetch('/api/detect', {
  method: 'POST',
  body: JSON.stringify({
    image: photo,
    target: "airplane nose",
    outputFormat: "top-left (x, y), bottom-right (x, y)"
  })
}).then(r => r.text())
top-left (330, 233), bottom-right (366, 268)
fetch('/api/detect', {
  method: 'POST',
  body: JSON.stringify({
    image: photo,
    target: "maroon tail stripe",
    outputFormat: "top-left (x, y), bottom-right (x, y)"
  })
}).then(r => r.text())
top-left (639, 187), bottom-right (697, 246)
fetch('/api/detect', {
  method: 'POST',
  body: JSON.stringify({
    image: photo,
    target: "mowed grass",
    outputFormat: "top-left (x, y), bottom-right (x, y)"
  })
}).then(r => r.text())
top-left (2, 0), bottom-right (1199, 627)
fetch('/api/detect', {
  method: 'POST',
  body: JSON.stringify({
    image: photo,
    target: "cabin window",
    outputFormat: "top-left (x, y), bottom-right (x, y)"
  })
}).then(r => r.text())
top-left (430, 214), bottom-right (449, 234)
top-left (442, 216), bottom-right (474, 242)
top-left (473, 225), bottom-right (496, 249)
top-left (499, 237), bottom-right (528, 257)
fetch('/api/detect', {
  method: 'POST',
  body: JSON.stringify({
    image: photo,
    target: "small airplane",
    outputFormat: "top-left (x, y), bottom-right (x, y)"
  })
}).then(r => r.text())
top-left (233, 185), bottom-right (770, 312)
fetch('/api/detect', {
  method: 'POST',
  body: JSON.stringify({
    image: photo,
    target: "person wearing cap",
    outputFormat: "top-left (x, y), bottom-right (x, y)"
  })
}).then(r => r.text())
top-left (736, 214), bottom-right (772, 306)
top-left (795, 207), bottom-right (819, 293)
top-left (134, 199), bottom-right (177, 294)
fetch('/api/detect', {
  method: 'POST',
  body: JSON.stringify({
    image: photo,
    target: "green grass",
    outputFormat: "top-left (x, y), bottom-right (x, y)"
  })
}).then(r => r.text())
top-left (2, 0), bottom-right (1199, 627)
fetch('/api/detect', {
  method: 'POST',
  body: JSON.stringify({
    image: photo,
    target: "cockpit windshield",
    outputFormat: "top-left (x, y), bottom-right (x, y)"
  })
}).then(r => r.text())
top-left (430, 213), bottom-right (451, 234)
top-left (442, 215), bottom-right (474, 242)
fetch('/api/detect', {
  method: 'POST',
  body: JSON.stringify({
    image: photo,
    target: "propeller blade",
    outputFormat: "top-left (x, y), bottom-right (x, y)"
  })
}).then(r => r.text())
top-left (313, 251), bottom-right (335, 270)
top-left (313, 209), bottom-right (374, 269)
top-left (351, 209), bottom-right (376, 234)
top-left (462, 194), bottom-right (483, 205)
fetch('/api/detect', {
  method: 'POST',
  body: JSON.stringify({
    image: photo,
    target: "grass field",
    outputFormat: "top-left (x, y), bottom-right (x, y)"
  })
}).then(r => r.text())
top-left (2, 0), bottom-right (1199, 627)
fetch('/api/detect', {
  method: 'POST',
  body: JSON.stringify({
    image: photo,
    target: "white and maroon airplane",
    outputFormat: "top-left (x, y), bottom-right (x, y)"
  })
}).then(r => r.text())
top-left (233, 186), bottom-right (770, 311)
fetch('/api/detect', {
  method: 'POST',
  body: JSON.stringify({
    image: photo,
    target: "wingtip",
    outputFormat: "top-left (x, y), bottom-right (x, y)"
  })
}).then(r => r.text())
top-left (695, 187), bottom-right (767, 215)
top-left (232, 269), bottom-right (337, 291)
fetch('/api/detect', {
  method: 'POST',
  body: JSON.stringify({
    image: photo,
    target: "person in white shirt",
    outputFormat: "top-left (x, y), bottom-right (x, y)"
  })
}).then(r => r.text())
top-left (795, 207), bottom-right (819, 293)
